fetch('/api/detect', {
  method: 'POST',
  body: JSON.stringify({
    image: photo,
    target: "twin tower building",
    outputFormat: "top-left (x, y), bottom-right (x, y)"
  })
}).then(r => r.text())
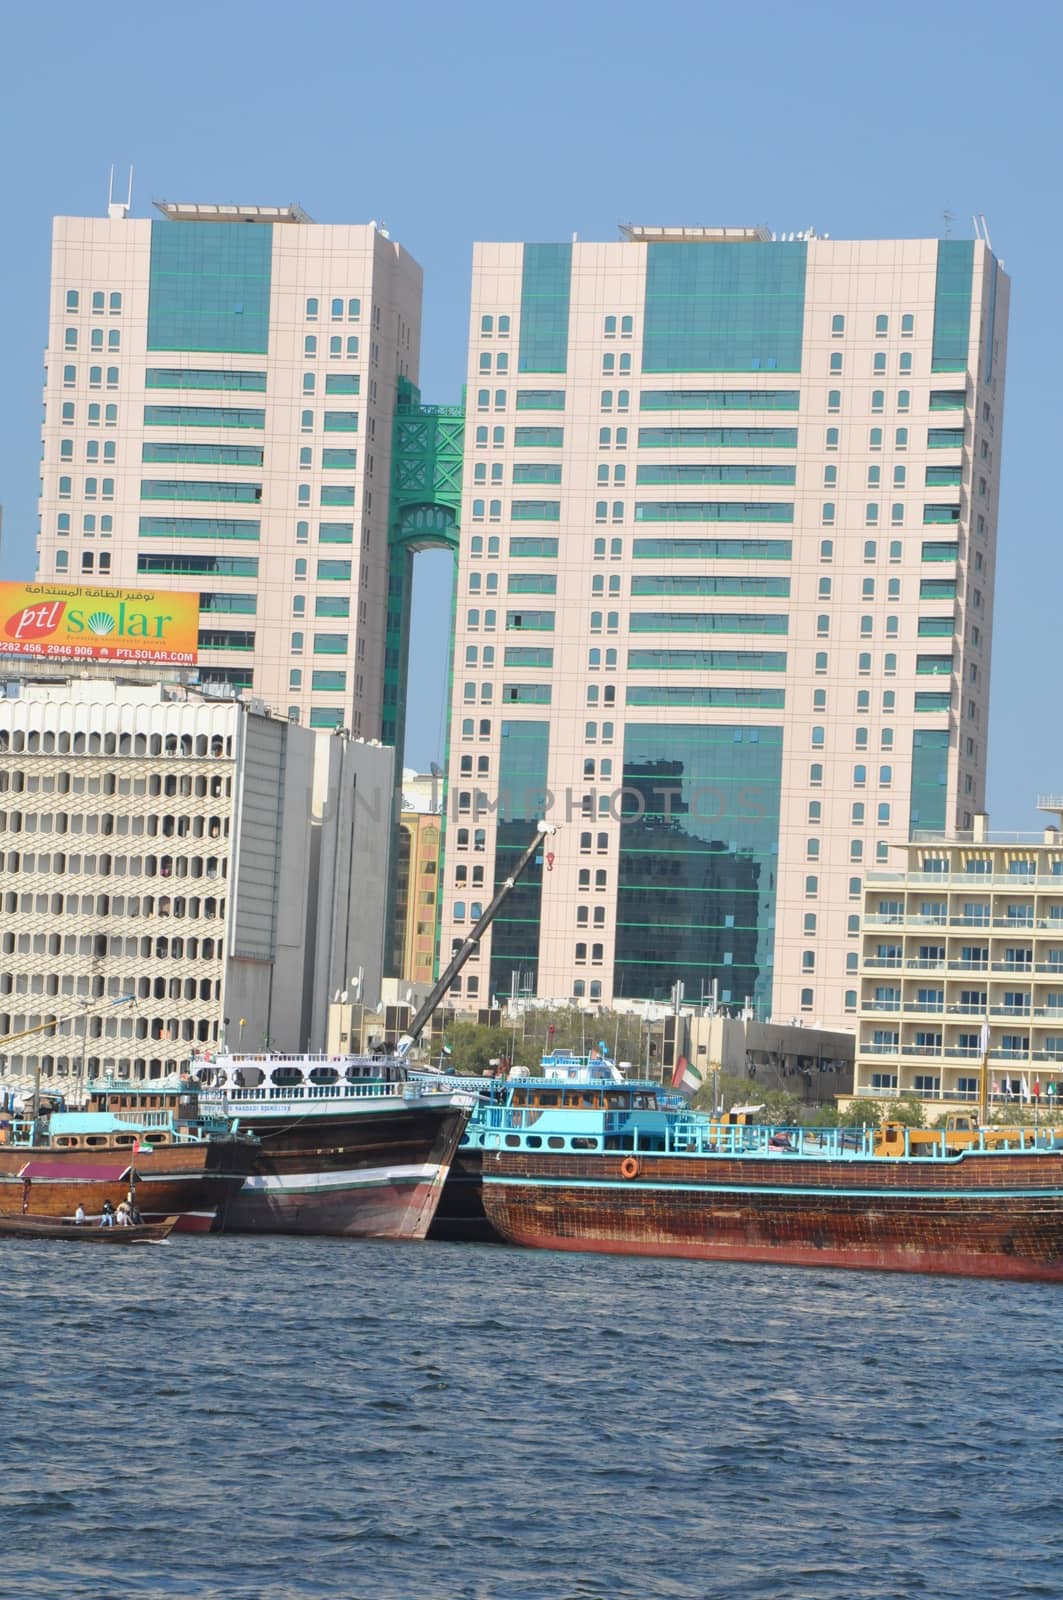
top-left (37, 203), bottom-right (1008, 1032)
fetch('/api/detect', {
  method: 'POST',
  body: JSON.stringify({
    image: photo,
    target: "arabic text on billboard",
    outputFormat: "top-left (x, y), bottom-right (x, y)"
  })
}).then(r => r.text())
top-left (0, 583), bottom-right (199, 666)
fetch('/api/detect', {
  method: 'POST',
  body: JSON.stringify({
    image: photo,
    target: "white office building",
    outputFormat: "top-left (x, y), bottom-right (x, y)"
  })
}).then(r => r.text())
top-left (0, 675), bottom-right (394, 1088)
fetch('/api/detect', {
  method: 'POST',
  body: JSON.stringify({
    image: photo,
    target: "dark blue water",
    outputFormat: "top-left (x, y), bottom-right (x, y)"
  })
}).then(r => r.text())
top-left (1, 1238), bottom-right (1061, 1600)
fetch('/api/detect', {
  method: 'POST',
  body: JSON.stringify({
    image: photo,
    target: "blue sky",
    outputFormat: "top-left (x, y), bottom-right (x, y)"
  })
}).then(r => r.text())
top-left (0, 0), bottom-right (1055, 824)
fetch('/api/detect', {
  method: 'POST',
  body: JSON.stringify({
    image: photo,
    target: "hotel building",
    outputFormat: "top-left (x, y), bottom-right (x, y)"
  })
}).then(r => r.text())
top-left (855, 805), bottom-right (1063, 1108)
top-left (36, 200), bottom-right (422, 736)
top-left (438, 225), bottom-right (1009, 1026)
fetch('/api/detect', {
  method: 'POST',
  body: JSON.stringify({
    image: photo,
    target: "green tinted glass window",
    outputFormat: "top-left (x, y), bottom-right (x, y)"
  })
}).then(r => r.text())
top-left (635, 501), bottom-right (793, 523)
top-left (508, 573), bottom-right (557, 594)
top-left (138, 516), bottom-right (260, 540)
top-left (629, 612), bottom-right (787, 634)
top-left (509, 537), bottom-right (559, 558)
top-left (514, 426), bottom-right (563, 446)
top-left (503, 647), bottom-right (554, 667)
top-left (199, 592), bottom-right (256, 614)
top-left (615, 723), bottom-right (783, 1008)
top-left (628, 649), bottom-right (786, 671)
top-left (145, 368), bottom-right (266, 391)
top-left (137, 554), bottom-right (258, 577)
top-left (625, 687), bottom-right (784, 709)
top-left (142, 442), bottom-right (263, 465)
top-left (638, 427), bottom-right (796, 448)
top-left (910, 729), bottom-right (950, 829)
top-left (640, 389), bottom-right (799, 410)
top-left (516, 390), bottom-right (565, 411)
top-left (636, 464), bottom-right (794, 485)
top-left (631, 574), bottom-right (789, 596)
top-left (490, 720), bottom-right (550, 998)
top-left (643, 242), bottom-right (806, 373)
top-left (931, 240), bottom-right (974, 372)
top-left (140, 480), bottom-right (261, 502)
top-left (632, 538), bottom-right (791, 560)
top-left (144, 405), bottom-right (264, 429)
top-left (518, 244), bottom-right (572, 374)
top-left (148, 221), bottom-right (272, 354)
top-left (511, 500), bottom-right (561, 521)
top-left (324, 374), bottom-right (360, 395)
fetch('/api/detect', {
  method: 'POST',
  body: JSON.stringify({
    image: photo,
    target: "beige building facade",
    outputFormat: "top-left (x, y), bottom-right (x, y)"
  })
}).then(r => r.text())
top-left (0, 675), bottom-right (394, 1090)
top-left (36, 201), bottom-right (422, 737)
top-left (855, 807), bottom-right (1063, 1110)
top-left (439, 225), bottom-right (1009, 1027)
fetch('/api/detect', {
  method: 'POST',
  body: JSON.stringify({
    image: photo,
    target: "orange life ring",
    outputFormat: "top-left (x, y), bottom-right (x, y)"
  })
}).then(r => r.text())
top-left (619, 1155), bottom-right (640, 1180)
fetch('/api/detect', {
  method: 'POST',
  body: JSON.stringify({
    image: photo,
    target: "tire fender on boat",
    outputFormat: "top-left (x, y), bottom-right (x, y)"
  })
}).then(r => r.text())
top-left (620, 1155), bottom-right (641, 1180)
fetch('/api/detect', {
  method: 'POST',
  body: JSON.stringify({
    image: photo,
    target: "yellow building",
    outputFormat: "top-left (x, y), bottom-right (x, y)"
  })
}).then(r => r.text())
top-left (391, 808), bottom-right (441, 984)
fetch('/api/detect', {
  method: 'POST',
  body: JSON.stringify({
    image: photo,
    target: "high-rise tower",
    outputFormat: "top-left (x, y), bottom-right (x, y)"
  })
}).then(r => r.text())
top-left (439, 226), bottom-right (1009, 1027)
top-left (37, 201), bottom-right (422, 737)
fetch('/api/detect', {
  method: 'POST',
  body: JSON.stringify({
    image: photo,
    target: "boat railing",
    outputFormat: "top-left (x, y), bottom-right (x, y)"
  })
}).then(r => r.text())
top-left (662, 1121), bottom-right (880, 1159)
top-left (198, 1081), bottom-right (409, 1110)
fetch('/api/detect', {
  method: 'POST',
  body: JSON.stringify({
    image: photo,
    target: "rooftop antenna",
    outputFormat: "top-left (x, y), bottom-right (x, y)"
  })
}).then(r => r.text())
top-left (108, 164), bottom-right (133, 221)
top-left (979, 214), bottom-right (994, 252)
top-left (942, 208), bottom-right (954, 238)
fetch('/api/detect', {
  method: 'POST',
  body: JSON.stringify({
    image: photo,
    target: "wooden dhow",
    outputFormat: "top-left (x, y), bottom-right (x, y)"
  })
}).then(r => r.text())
top-left (481, 1106), bottom-right (1063, 1282)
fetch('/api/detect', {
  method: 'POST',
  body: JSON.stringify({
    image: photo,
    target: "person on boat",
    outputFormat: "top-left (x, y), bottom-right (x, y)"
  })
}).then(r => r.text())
top-left (74, 1203), bottom-right (86, 1226)
top-left (126, 1191), bottom-right (143, 1225)
top-left (100, 1199), bottom-right (115, 1227)
top-left (115, 1201), bottom-right (133, 1227)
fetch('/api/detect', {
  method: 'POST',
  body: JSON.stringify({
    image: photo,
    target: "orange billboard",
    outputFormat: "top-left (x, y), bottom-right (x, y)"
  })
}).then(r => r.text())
top-left (0, 582), bottom-right (199, 666)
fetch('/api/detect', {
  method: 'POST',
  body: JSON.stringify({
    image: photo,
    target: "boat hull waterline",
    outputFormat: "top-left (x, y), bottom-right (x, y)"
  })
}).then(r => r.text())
top-left (482, 1150), bottom-right (1063, 1282)
top-left (220, 1159), bottom-right (452, 1239)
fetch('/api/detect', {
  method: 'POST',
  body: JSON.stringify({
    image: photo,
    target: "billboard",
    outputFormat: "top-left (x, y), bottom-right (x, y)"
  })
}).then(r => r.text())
top-left (0, 582), bottom-right (199, 666)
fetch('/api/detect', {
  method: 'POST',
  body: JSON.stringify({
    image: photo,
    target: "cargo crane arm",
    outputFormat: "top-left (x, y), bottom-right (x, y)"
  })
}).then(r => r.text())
top-left (394, 821), bottom-right (556, 1059)
top-left (0, 992), bottom-right (136, 1051)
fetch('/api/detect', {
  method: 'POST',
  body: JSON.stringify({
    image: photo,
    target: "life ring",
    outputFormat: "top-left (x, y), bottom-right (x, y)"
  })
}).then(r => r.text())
top-left (619, 1155), bottom-right (640, 1180)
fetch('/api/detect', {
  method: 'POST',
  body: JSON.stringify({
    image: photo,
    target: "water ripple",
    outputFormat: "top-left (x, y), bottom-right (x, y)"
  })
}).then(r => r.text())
top-left (0, 1238), bottom-right (1059, 1599)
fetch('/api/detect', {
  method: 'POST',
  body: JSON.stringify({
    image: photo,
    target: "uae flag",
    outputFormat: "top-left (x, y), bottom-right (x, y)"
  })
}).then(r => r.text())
top-left (671, 1056), bottom-right (703, 1094)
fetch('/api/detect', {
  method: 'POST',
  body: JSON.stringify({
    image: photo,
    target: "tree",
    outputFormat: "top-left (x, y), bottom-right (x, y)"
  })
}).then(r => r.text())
top-left (888, 1093), bottom-right (927, 1129)
top-left (837, 1099), bottom-right (885, 1128)
top-left (438, 1021), bottom-right (510, 1076)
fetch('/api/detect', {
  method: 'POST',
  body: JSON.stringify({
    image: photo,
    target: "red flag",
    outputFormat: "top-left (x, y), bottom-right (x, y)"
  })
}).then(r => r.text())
top-left (1034, 1080), bottom-right (1041, 1100)
top-left (132, 1138), bottom-right (141, 1155)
